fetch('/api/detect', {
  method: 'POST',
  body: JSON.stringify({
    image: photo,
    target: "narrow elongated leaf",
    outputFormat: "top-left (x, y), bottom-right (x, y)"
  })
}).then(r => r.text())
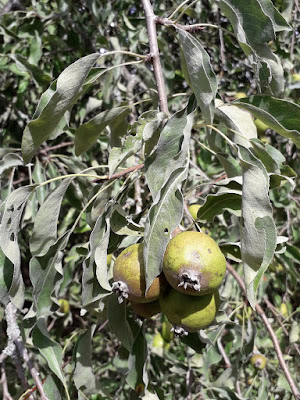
top-left (126, 327), bottom-right (148, 390)
top-left (197, 191), bottom-right (242, 222)
top-left (75, 106), bottom-right (130, 156)
top-left (238, 146), bottom-right (276, 307)
top-left (215, 99), bottom-right (257, 147)
top-left (43, 374), bottom-right (64, 400)
top-left (73, 326), bottom-right (100, 394)
top-left (0, 248), bottom-right (13, 305)
top-left (11, 54), bottom-right (51, 86)
top-left (234, 96), bottom-right (300, 148)
top-left (0, 186), bottom-right (35, 307)
top-left (30, 236), bottom-right (66, 318)
top-left (32, 319), bottom-right (65, 383)
top-left (145, 100), bottom-right (195, 198)
top-left (219, 0), bottom-right (290, 96)
top-left (30, 178), bottom-right (73, 256)
top-left (108, 293), bottom-right (134, 351)
top-left (22, 53), bottom-right (99, 163)
top-left (0, 153), bottom-right (23, 175)
top-left (85, 210), bottom-right (111, 291)
top-left (144, 166), bottom-right (188, 291)
top-left (178, 29), bottom-right (217, 124)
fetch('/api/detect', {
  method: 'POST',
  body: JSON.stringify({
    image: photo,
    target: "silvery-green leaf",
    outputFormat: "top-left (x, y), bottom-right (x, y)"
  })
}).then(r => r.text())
top-left (145, 100), bottom-right (195, 198)
top-left (32, 318), bottom-right (65, 384)
top-left (219, 0), bottom-right (289, 97)
top-left (0, 153), bottom-right (23, 175)
top-left (10, 54), bottom-right (51, 86)
top-left (220, 243), bottom-right (242, 263)
top-left (32, 158), bottom-right (47, 205)
top-left (0, 248), bottom-right (12, 305)
top-left (197, 191), bottom-right (242, 222)
top-left (250, 139), bottom-right (280, 173)
top-left (144, 166), bottom-right (188, 291)
top-left (30, 236), bottom-right (66, 318)
top-left (126, 327), bottom-right (148, 390)
top-left (234, 96), bottom-right (300, 148)
top-left (85, 210), bottom-right (111, 291)
top-left (43, 375), bottom-right (64, 400)
top-left (215, 99), bottom-right (257, 147)
top-left (238, 146), bottom-right (276, 307)
top-left (0, 186), bottom-right (35, 307)
top-left (215, 153), bottom-right (241, 178)
top-left (110, 206), bottom-right (144, 236)
top-left (75, 106), bottom-right (130, 156)
top-left (30, 178), bottom-right (73, 256)
top-left (178, 29), bottom-right (217, 124)
top-left (108, 293), bottom-right (134, 351)
top-left (22, 53), bottom-right (99, 163)
top-left (255, 46), bottom-right (285, 96)
top-left (73, 326), bottom-right (100, 394)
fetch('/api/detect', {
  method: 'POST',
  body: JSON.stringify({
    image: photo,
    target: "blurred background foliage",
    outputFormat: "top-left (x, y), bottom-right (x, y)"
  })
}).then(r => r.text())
top-left (0, 0), bottom-right (299, 399)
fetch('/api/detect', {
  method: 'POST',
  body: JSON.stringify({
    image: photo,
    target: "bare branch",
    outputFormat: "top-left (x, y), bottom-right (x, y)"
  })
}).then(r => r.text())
top-left (92, 163), bottom-right (144, 183)
top-left (142, 0), bottom-right (169, 115)
top-left (4, 303), bottom-right (49, 400)
top-left (226, 263), bottom-right (300, 400)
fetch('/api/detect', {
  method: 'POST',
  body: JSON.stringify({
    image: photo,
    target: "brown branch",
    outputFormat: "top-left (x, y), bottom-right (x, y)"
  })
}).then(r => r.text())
top-left (226, 263), bottom-right (300, 400)
top-left (39, 141), bottom-right (74, 155)
top-left (141, 0), bottom-right (169, 115)
top-left (263, 297), bottom-right (300, 358)
top-left (92, 163), bottom-right (144, 183)
top-left (217, 337), bottom-right (231, 368)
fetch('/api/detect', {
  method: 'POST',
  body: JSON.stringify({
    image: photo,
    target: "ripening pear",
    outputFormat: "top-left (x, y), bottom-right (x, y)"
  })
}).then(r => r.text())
top-left (160, 288), bottom-right (220, 333)
top-left (113, 243), bottom-right (163, 303)
top-left (163, 231), bottom-right (226, 296)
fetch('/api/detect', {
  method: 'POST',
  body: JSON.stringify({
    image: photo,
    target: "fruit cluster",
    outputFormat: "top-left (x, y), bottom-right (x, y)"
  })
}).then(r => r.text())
top-left (112, 230), bottom-right (226, 335)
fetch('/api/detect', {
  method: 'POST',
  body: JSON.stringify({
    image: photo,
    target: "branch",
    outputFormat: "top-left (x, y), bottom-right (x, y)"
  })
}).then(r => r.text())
top-left (226, 263), bottom-right (300, 400)
top-left (92, 163), bottom-right (144, 183)
top-left (3, 303), bottom-right (49, 400)
top-left (141, 0), bottom-right (169, 115)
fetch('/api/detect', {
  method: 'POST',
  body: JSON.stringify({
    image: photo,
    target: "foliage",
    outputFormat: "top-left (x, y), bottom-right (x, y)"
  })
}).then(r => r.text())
top-left (0, 0), bottom-right (299, 399)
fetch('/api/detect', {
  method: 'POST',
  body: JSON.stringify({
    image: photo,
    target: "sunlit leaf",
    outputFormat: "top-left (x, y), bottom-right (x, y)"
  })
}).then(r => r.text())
top-left (22, 53), bottom-right (100, 163)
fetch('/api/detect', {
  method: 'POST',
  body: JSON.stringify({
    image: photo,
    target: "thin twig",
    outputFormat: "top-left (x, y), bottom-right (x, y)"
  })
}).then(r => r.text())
top-left (1, 363), bottom-right (14, 400)
top-left (39, 142), bottom-right (74, 155)
top-left (142, 0), bottom-right (169, 115)
top-left (92, 163), bottom-right (144, 183)
top-left (226, 263), bottom-right (300, 400)
top-left (217, 337), bottom-right (231, 368)
top-left (263, 297), bottom-right (300, 357)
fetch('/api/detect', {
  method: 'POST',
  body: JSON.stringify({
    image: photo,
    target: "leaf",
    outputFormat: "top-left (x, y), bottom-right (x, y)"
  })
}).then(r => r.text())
top-left (178, 29), bottom-right (217, 124)
top-left (32, 319), bottom-right (65, 384)
top-left (0, 153), bottom-right (23, 175)
top-left (85, 210), bottom-right (111, 292)
top-left (30, 236), bottom-right (66, 318)
top-left (219, 0), bottom-right (290, 96)
top-left (145, 99), bottom-right (195, 198)
top-left (238, 146), bottom-right (276, 307)
top-left (75, 106), bottom-right (131, 156)
top-left (215, 99), bottom-right (257, 147)
top-left (126, 327), bottom-right (148, 391)
top-left (108, 293), bottom-right (134, 351)
top-left (11, 54), bottom-right (51, 86)
top-left (197, 191), bottom-right (242, 222)
top-left (215, 153), bottom-right (241, 178)
top-left (22, 53), bottom-right (100, 163)
top-left (0, 248), bottom-right (13, 306)
top-left (110, 205), bottom-right (144, 236)
top-left (108, 110), bottom-right (163, 176)
top-left (43, 374), bottom-right (64, 400)
top-left (30, 178), bottom-right (73, 256)
top-left (0, 186), bottom-right (35, 307)
top-left (73, 326), bottom-right (100, 394)
top-left (234, 96), bottom-right (300, 148)
top-left (144, 166), bottom-right (188, 292)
